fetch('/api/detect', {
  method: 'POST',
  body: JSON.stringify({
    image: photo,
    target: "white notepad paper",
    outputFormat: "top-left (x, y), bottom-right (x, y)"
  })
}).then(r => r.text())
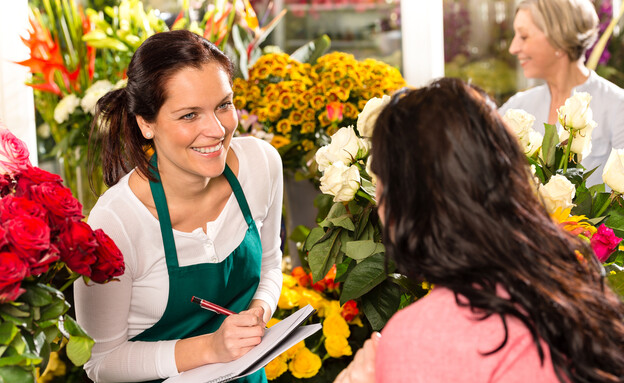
top-left (164, 304), bottom-right (321, 383)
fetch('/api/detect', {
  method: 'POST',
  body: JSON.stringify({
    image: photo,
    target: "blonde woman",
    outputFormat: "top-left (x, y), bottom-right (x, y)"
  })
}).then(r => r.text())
top-left (499, 0), bottom-right (624, 186)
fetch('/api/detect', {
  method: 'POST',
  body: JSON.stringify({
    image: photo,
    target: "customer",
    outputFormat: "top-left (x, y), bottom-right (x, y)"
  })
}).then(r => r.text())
top-left (335, 78), bottom-right (624, 383)
top-left (74, 29), bottom-right (283, 383)
top-left (499, 0), bottom-right (624, 186)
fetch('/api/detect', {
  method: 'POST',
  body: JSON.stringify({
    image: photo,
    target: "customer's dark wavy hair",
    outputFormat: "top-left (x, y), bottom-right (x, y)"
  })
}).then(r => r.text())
top-left (370, 77), bottom-right (624, 382)
top-left (88, 29), bottom-right (233, 188)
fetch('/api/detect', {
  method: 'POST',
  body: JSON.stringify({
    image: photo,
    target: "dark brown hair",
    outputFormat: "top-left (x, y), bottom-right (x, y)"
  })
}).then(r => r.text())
top-left (88, 29), bottom-right (234, 187)
top-left (370, 77), bottom-right (624, 382)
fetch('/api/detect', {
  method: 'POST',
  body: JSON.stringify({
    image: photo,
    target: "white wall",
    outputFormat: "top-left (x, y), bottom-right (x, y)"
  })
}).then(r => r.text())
top-left (401, 0), bottom-right (445, 87)
top-left (0, 0), bottom-right (38, 165)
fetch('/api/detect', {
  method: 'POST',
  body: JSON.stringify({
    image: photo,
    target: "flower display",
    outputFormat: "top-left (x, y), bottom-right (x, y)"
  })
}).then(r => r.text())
top-left (233, 51), bottom-right (406, 174)
top-left (0, 126), bottom-right (125, 382)
top-left (267, 266), bottom-right (368, 382)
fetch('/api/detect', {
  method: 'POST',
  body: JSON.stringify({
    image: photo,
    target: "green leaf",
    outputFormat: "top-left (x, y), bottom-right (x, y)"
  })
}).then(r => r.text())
top-left (39, 297), bottom-right (69, 322)
top-left (0, 323), bottom-right (18, 346)
top-left (340, 254), bottom-right (386, 303)
top-left (303, 227), bottom-right (326, 252)
top-left (541, 123), bottom-right (558, 169)
top-left (327, 216), bottom-right (355, 231)
top-left (20, 284), bottom-right (53, 307)
top-left (289, 225), bottom-right (311, 244)
top-left (308, 229), bottom-right (342, 283)
top-left (360, 281), bottom-right (402, 331)
top-left (344, 240), bottom-right (385, 262)
top-left (360, 178), bottom-right (376, 199)
top-left (606, 265), bottom-right (624, 298)
top-left (290, 34), bottom-right (331, 65)
top-left (355, 208), bottom-right (372, 240)
top-left (0, 365), bottom-right (35, 383)
top-left (0, 303), bottom-right (29, 318)
top-left (66, 335), bottom-right (95, 366)
top-left (605, 207), bottom-right (624, 238)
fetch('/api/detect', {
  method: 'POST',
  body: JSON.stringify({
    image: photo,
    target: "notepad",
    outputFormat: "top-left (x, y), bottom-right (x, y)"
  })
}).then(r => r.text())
top-left (163, 304), bottom-right (321, 383)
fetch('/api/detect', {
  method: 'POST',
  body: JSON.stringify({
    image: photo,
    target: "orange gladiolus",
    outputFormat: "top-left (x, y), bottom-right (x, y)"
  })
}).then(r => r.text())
top-left (291, 266), bottom-right (311, 287)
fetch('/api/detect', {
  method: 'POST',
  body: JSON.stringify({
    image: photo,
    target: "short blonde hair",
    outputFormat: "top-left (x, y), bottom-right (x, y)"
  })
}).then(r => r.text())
top-left (517, 0), bottom-right (599, 61)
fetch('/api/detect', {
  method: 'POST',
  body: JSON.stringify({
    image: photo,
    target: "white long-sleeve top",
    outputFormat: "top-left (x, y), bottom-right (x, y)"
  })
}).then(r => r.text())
top-left (499, 70), bottom-right (624, 187)
top-left (74, 137), bottom-right (284, 383)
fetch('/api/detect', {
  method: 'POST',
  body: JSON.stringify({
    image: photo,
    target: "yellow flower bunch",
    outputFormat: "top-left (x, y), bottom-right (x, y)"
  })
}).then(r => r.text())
top-left (266, 270), bottom-right (367, 381)
top-left (233, 51), bottom-right (406, 173)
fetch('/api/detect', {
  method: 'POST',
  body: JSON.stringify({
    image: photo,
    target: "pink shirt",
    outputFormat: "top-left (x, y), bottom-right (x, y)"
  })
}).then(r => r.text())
top-left (375, 287), bottom-right (561, 383)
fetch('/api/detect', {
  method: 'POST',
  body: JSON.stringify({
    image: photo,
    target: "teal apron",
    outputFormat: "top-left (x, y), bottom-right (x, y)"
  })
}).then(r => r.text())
top-left (129, 154), bottom-right (267, 383)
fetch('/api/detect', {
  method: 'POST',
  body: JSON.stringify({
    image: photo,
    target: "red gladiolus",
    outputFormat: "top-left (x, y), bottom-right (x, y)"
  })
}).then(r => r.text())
top-left (590, 224), bottom-right (622, 263)
top-left (341, 300), bottom-right (359, 322)
top-left (291, 266), bottom-right (311, 287)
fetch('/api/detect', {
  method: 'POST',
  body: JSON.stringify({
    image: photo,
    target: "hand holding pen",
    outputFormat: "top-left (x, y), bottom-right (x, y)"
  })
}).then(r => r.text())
top-left (191, 296), bottom-right (266, 362)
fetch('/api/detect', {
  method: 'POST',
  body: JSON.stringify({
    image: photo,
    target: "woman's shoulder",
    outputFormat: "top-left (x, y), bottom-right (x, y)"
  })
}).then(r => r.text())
top-left (499, 84), bottom-right (548, 113)
top-left (586, 71), bottom-right (624, 100)
top-left (232, 136), bottom-right (282, 171)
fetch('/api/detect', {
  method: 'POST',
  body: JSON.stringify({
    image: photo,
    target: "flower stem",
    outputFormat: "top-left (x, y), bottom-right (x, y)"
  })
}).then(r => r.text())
top-left (595, 193), bottom-right (614, 217)
top-left (559, 132), bottom-right (574, 172)
top-left (59, 273), bottom-right (80, 292)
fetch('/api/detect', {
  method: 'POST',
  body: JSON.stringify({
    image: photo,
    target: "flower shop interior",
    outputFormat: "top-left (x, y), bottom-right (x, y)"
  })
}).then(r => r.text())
top-left (1, 0), bottom-right (624, 382)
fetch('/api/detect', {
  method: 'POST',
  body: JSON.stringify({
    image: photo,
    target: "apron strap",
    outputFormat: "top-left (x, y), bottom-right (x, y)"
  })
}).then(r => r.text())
top-left (222, 166), bottom-right (254, 227)
top-left (148, 153), bottom-right (180, 269)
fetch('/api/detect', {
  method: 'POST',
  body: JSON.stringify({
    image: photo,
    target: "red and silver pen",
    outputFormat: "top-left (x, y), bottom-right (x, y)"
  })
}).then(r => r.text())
top-left (191, 296), bottom-right (237, 316)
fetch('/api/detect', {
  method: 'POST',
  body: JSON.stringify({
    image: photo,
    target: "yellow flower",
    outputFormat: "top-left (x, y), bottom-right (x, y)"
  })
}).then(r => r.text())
top-left (289, 110), bottom-right (304, 125)
top-left (303, 109), bottom-right (316, 121)
top-left (550, 207), bottom-right (597, 239)
top-left (324, 335), bottom-right (353, 358)
top-left (265, 354), bottom-right (288, 380)
top-left (320, 299), bottom-right (341, 318)
top-left (301, 139), bottom-right (315, 152)
top-left (343, 102), bottom-right (359, 119)
top-left (37, 351), bottom-right (66, 383)
top-left (233, 95), bottom-right (246, 110)
top-left (278, 92), bottom-right (295, 109)
top-left (278, 286), bottom-right (300, 309)
top-left (301, 122), bottom-right (316, 135)
top-left (297, 286), bottom-right (324, 311)
top-left (271, 135), bottom-right (291, 149)
top-left (288, 347), bottom-right (322, 379)
top-left (294, 97), bottom-right (308, 110)
top-left (310, 95), bottom-right (326, 110)
top-left (276, 119), bottom-right (292, 134)
top-left (322, 313), bottom-right (350, 338)
top-left (317, 111), bottom-right (331, 127)
top-left (267, 317), bottom-right (281, 328)
top-left (283, 274), bottom-right (298, 288)
top-left (284, 340), bottom-right (305, 359)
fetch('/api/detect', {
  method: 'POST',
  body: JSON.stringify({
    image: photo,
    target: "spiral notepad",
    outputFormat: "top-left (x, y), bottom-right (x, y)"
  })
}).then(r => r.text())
top-left (164, 305), bottom-right (321, 383)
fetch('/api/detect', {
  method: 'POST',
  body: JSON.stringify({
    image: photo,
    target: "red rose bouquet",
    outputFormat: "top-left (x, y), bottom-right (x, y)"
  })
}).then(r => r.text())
top-left (0, 126), bottom-right (124, 383)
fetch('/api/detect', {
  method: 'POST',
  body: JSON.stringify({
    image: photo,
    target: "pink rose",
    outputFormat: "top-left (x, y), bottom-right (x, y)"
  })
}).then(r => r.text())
top-left (590, 224), bottom-right (622, 263)
top-left (0, 251), bottom-right (28, 302)
top-left (90, 229), bottom-right (125, 283)
top-left (57, 220), bottom-right (98, 276)
top-left (0, 128), bottom-right (31, 174)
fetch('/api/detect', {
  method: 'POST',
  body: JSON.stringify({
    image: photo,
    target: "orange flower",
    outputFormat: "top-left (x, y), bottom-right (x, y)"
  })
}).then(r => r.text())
top-left (291, 266), bottom-right (311, 287)
top-left (312, 264), bottom-right (338, 292)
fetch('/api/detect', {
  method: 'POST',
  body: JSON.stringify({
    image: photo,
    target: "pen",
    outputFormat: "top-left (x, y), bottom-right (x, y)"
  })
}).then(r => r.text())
top-left (191, 296), bottom-right (237, 316)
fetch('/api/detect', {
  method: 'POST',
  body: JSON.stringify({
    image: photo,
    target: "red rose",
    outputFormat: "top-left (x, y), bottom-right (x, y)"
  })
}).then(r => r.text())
top-left (29, 182), bottom-right (83, 225)
top-left (0, 128), bottom-right (31, 173)
top-left (0, 251), bottom-right (28, 302)
top-left (30, 245), bottom-right (61, 276)
top-left (590, 224), bottom-right (622, 263)
top-left (14, 166), bottom-right (63, 200)
top-left (0, 173), bottom-right (14, 197)
top-left (0, 195), bottom-right (47, 222)
top-left (341, 300), bottom-right (359, 322)
top-left (5, 215), bottom-right (50, 261)
top-left (57, 220), bottom-right (98, 276)
top-left (90, 229), bottom-right (125, 283)
top-left (0, 225), bottom-right (7, 249)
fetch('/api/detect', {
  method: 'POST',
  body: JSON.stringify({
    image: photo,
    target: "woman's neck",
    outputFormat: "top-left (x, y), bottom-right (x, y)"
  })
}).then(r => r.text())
top-left (545, 60), bottom-right (590, 124)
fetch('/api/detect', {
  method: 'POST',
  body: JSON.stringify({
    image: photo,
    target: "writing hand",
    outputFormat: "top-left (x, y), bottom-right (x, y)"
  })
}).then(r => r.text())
top-left (334, 332), bottom-right (381, 383)
top-left (207, 309), bottom-right (266, 363)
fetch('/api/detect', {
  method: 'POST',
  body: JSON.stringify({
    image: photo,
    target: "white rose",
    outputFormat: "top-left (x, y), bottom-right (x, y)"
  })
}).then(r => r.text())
top-left (539, 174), bottom-right (576, 214)
top-left (54, 94), bottom-right (81, 124)
top-left (315, 127), bottom-right (368, 171)
top-left (365, 155), bottom-right (376, 185)
top-left (557, 91), bottom-right (595, 131)
top-left (502, 109), bottom-right (535, 143)
top-left (319, 161), bottom-right (361, 202)
top-left (602, 148), bottom-right (624, 194)
top-left (81, 80), bottom-right (114, 114)
top-left (356, 95), bottom-right (391, 137)
top-left (524, 130), bottom-right (543, 157)
top-left (558, 121), bottom-right (594, 160)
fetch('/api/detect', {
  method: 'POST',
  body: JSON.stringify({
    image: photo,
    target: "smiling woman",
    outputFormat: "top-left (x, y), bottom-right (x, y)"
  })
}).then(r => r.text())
top-left (74, 30), bottom-right (284, 383)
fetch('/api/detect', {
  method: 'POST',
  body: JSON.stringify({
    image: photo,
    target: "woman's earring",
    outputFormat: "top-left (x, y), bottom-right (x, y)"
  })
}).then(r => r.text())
top-left (555, 51), bottom-right (561, 57)
top-left (145, 132), bottom-right (153, 139)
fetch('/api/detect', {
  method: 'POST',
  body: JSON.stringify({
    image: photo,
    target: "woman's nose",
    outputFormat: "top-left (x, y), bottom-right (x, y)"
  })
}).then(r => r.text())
top-left (203, 113), bottom-right (226, 136)
top-left (509, 35), bottom-right (520, 55)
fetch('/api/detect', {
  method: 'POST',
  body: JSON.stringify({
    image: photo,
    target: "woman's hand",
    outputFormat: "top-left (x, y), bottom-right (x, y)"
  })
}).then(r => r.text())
top-left (207, 308), bottom-right (266, 363)
top-left (334, 332), bottom-right (381, 383)
top-left (174, 309), bottom-right (265, 372)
